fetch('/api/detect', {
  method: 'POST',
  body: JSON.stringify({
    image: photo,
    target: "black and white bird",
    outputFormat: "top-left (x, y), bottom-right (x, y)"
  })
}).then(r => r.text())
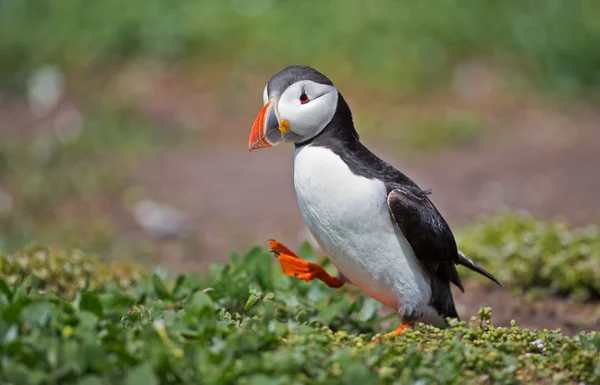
top-left (248, 65), bottom-right (501, 337)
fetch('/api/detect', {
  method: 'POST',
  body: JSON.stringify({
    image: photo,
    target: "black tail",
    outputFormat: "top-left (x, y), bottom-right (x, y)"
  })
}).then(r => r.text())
top-left (430, 275), bottom-right (461, 322)
top-left (457, 250), bottom-right (502, 287)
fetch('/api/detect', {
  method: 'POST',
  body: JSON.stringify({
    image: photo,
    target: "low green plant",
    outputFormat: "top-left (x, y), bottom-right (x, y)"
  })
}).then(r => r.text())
top-left (457, 211), bottom-right (600, 301)
top-left (0, 244), bottom-right (143, 298)
top-left (1, 245), bottom-right (599, 384)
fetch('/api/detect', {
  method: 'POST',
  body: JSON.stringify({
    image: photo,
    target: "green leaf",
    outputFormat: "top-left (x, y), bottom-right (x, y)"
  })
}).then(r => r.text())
top-left (298, 242), bottom-right (315, 260)
top-left (151, 274), bottom-right (171, 300)
top-left (78, 292), bottom-right (104, 318)
top-left (3, 324), bottom-right (18, 344)
top-left (0, 278), bottom-right (12, 300)
top-left (187, 291), bottom-right (214, 313)
top-left (2, 360), bottom-right (40, 385)
top-left (2, 296), bottom-right (31, 324)
top-left (11, 285), bottom-right (28, 300)
top-left (77, 376), bottom-right (106, 385)
top-left (58, 340), bottom-right (85, 376)
top-left (244, 294), bottom-right (260, 311)
top-left (171, 275), bottom-right (188, 299)
top-left (22, 301), bottom-right (52, 327)
top-left (124, 363), bottom-right (158, 385)
top-left (245, 374), bottom-right (282, 385)
top-left (320, 297), bottom-right (348, 325)
top-left (357, 298), bottom-right (381, 322)
top-left (79, 311), bottom-right (99, 330)
top-left (23, 275), bottom-right (40, 291)
top-left (100, 293), bottom-right (136, 315)
top-left (147, 301), bottom-right (165, 320)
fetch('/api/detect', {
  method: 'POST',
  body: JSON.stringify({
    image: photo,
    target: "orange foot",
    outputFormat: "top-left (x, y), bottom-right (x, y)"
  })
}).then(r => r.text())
top-left (373, 323), bottom-right (412, 343)
top-left (269, 239), bottom-right (344, 288)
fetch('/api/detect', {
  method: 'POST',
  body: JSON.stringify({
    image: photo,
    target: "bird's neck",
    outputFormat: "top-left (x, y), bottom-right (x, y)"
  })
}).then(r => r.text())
top-left (295, 92), bottom-right (360, 148)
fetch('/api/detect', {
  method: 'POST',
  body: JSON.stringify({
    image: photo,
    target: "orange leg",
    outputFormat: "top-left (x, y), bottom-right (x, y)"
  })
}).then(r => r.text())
top-left (373, 322), bottom-right (412, 343)
top-left (269, 239), bottom-right (345, 288)
top-left (383, 322), bottom-right (411, 338)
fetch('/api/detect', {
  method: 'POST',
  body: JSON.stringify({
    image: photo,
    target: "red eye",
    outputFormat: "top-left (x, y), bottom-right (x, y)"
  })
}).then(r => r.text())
top-left (299, 92), bottom-right (309, 104)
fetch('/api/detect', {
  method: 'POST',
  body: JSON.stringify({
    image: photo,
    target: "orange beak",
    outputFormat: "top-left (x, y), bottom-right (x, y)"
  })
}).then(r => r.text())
top-left (249, 100), bottom-right (273, 151)
top-left (249, 98), bottom-right (289, 151)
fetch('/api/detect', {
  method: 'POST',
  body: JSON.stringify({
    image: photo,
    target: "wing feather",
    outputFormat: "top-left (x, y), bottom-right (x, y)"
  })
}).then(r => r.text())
top-left (386, 187), bottom-right (501, 290)
top-left (387, 187), bottom-right (464, 289)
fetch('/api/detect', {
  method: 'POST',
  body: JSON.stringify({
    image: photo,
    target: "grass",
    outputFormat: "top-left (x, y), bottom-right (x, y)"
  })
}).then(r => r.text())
top-left (1, 244), bottom-right (599, 384)
top-left (457, 211), bottom-right (600, 302)
top-left (1, 1), bottom-right (600, 97)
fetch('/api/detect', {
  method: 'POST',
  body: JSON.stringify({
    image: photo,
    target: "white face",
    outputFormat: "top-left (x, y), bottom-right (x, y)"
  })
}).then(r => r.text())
top-left (266, 80), bottom-right (338, 143)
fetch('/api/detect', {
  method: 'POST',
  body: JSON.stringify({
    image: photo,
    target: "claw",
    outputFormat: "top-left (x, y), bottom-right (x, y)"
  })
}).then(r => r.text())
top-left (268, 239), bottom-right (299, 258)
top-left (373, 323), bottom-right (412, 343)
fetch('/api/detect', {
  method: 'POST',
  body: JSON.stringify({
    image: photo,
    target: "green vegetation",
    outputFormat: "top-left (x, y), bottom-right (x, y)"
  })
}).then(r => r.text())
top-left (0, 245), bottom-right (144, 298)
top-left (1, 245), bottom-right (599, 384)
top-left (458, 211), bottom-right (600, 301)
top-left (1, 0), bottom-right (600, 97)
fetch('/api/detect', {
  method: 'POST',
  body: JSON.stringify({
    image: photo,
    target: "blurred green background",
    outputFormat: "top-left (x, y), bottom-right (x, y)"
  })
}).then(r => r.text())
top-left (1, 0), bottom-right (599, 269)
top-left (2, 0), bottom-right (600, 95)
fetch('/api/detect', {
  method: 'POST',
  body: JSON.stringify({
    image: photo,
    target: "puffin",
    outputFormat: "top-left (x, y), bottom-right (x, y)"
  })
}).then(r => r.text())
top-left (248, 65), bottom-right (501, 338)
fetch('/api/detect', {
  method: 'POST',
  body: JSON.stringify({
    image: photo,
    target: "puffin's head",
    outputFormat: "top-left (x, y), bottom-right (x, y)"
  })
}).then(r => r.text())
top-left (248, 65), bottom-right (339, 151)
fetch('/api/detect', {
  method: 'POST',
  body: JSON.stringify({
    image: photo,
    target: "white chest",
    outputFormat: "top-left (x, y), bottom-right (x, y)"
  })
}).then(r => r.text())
top-left (293, 146), bottom-right (387, 234)
top-left (292, 145), bottom-right (431, 313)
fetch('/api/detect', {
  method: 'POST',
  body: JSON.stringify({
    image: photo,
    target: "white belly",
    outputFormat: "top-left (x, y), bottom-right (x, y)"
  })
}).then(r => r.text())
top-left (293, 145), bottom-right (432, 316)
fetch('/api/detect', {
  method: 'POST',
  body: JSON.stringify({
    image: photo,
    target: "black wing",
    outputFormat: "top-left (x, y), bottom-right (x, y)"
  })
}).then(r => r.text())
top-left (387, 185), bottom-right (502, 286)
top-left (387, 186), bottom-right (465, 320)
top-left (386, 186), bottom-right (465, 291)
top-left (387, 186), bottom-right (502, 320)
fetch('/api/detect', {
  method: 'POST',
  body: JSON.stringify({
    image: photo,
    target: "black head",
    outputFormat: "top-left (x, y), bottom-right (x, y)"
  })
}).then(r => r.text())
top-left (266, 65), bottom-right (333, 97)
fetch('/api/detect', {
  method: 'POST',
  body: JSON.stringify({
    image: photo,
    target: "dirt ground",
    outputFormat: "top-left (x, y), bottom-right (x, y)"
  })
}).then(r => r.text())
top-left (2, 66), bottom-right (599, 333)
top-left (454, 283), bottom-right (600, 336)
